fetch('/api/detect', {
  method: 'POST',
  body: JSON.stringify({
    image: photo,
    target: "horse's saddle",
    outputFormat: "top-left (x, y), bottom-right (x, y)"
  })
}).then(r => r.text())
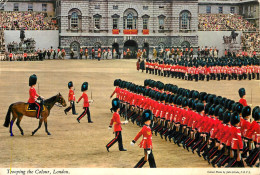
top-left (26, 103), bottom-right (46, 112)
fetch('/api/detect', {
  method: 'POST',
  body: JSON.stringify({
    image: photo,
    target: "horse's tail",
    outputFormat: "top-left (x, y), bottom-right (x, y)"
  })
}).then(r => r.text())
top-left (3, 104), bottom-right (14, 127)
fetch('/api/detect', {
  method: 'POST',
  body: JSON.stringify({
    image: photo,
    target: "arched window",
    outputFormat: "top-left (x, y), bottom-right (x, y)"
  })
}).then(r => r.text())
top-left (68, 8), bottom-right (82, 31)
top-left (71, 12), bottom-right (79, 29)
top-left (123, 9), bottom-right (138, 29)
top-left (179, 10), bottom-right (191, 30)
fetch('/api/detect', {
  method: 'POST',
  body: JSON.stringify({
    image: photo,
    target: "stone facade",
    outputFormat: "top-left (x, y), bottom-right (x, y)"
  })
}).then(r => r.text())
top-left (1, 0), bottom-right (54, 13)
top-left (57, 0), bottom-right (199, 57)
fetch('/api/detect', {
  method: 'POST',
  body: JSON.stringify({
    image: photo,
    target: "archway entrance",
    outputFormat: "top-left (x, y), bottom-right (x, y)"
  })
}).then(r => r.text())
top-left (123, 40), bottom-right (138, 59)
top-left (70, 41), bottom-right (80, 59)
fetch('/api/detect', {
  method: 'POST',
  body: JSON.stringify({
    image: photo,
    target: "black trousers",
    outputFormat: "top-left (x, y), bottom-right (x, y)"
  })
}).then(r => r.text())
top-left (77, 107), bottom-right (91, 122)
top-left (134, 149), bottom-right (156, 168)
top-left (64, 101), bottom-right (77, 114)
top-left (106, 131), bottom-right (124, 150)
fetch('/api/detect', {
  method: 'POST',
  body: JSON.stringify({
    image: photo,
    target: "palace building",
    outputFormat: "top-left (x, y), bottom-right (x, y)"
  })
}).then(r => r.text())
top-left (56, 0), bottom-right (199, 57)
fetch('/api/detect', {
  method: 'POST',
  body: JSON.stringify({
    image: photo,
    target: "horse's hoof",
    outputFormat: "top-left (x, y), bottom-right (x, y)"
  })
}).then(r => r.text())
top-left (32, 132), bottom-right (35, 136)
top-left (21, 132), bottom-right (24, 136)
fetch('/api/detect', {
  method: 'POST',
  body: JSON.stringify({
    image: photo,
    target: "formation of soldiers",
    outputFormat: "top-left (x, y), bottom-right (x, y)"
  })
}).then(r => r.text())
top-left (111, 78), bottom-right (260, 168)
top-left (143, 56), bottom-right (260, 81)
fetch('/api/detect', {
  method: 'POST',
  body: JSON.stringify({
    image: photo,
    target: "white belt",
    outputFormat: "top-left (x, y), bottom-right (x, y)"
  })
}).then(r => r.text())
top-left (143, 137), bottom-right (152, 139)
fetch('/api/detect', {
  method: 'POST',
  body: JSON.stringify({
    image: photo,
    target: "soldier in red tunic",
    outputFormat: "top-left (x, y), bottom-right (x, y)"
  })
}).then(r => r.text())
top-left (131, 110), bottom-right (156, 168)
top-left (64, 81), bottom-right (78, 115)
top-left (226, 112), bottom-right (244, 167)
top-left (28, 74), bottom-right (43, 119)
top-left (106, 98), bottom-right (127, 152)
top-left (238, 88), bottom-right (248, 107)
top-left (76, 82), bottom-right (93, 123)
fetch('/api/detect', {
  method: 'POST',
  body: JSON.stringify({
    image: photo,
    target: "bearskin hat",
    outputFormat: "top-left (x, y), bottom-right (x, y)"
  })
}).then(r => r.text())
top-left (192, 100), bottom-right (199, 110)
top-left (188, 98), bottom-right (194, 108)
top-left (232, 102), bottom-right (243, 113)
top-left (81, 82), bottom-right (88, 91)
top-left (242, 106), bottom-right (251, 118)
top-left (204, 103), bottom-right (211, 114)
top-left (238, 88), bottom-right (246, 98)
top-left (223, 111), bottom-right (231, 124)
top-left (182, 97), bottom-right (188, 107)
top-left (199, 92), bottom-right (207, 102)
top-left (29, 74), bottom-right (37, 86)
top-left (208, 105), bottom-right (215, 116)
top-left (165, 94), bottom-right (171, 103)
top-left (111, 98), bottom-right (120, 112)
top-left (142, 110), bottom-right (153, 124)
top-left (155, 92), bottom-right (161, 101)
top-left (169, 95), bottom-right (175, 104)
top-left (114, 79), bottom-right (121, 86)
top-left (192, 91), bottom-right (199, 99)
top-left (252, 106), bottom-right (260, 121)
top-left (231, 112), bottom-right (240, 126)
top-left (218, 108), bottom-right (224, 121)
top-left (176, 96), bottom-right (183, 106)
top-left (144, 79), bottom-right (150, 87)
top-left (68, 81), bottom-right (73, 89)
top-left (228, 100), bottom-right (235, 111)
top-left (196, 103), bottom-right (204, 113)
top-left (214, 105), bottom-right (223, 117)
top-left (160, 93), bottom-right (167, 102)
top-left (207, 95), bottom-right (214, 104)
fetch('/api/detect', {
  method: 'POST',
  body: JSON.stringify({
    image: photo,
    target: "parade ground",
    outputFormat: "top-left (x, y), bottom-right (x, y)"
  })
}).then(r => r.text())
top-left (0, 59), bottom-right (259, 168)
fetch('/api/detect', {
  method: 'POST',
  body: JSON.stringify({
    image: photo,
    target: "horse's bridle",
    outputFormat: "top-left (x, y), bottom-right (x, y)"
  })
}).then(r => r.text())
top-left (55, 96), bottom-right (65, 107)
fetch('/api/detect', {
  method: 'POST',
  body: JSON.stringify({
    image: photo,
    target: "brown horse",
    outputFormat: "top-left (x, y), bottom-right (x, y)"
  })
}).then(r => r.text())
top-left (3, 93), bottom-right (66, 136)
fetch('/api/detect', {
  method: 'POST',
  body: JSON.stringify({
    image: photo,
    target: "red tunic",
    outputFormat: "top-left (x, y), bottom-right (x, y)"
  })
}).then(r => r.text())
top-left (239, 98), bottom-right (247, 107)
top-left (68, 89), bottom-right (75, 101)
top-left (230, 126), bottom-right (243, 150)
top-left (77, 93), bottom-right (89, 107)
top-left (134, 124), bottom-right (153, 149)
top-left (28, 87), bottom-right (39, 103)
top-left (110, 112), bottom-right (122, 132)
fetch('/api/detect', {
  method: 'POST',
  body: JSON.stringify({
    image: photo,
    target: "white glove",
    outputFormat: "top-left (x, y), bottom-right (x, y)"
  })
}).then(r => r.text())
top-left (108, 126), bottom-right (112, 129)
top-left (122, 121), bottom-right (128, 125)
top-left (147, 149), bottom-right (151, 155)
top-left (130, 140), bottom-right (135, 146)
top-left (88, 100), bottom-right (94, 103)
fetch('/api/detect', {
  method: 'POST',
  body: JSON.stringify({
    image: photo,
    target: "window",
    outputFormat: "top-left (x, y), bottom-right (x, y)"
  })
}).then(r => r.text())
top-left (13, 3), bottom-right (19, 11)
top-left (159, 6), bottom-right (164, 9)
top-left (71, 12), bottom-right (78, 29)
top-left (28, 3), bottom-right (33, 11)
top-left (0, 4), bottom-right (4, 11)
top-left (230, 7), bottom-right (235, 14)
top-left (42, 4), bottom-right (47, 12)
top-left (206, 6), bottom-right (211, 14)
top-left (95, 5), bottom-right (100, 9)
top-left (113, 5), bottom-right (118, 10)
top-left (218, 7), bottom-right (223, 14)
top-left (159, 18), bottom-right (164, 30)
top-left (143, 18), bottom-right (148, 29)
top-left (143, 6), bottom-right (148, 10)
top-left (94, 18), bottom-right (100, 29)
top-left (113, 18), bottom-right (118, 29)
top-left (180, 11), bottom-right (191, 30)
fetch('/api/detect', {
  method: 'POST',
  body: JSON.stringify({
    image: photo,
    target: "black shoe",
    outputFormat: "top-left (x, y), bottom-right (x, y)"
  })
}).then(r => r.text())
top-left (106, 146), bottom-right (109, 152)
top-left (64, 110), bottom-right (67, 115)
top-left (88, 121), bottom-right (93, 123)
top-left (73, 113), bottom-right (78, 115)
top-left (77, 119), bottom-right (80, 123)
top-left (119, 148), bottom-right (127, 151)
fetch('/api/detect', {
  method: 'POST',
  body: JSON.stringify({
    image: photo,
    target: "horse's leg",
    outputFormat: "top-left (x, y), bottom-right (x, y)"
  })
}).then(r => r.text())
top-left (32, 119), bottom-right (43, 136)
top-left (44, 118), bottom-right (51, 135)
top-left (16, 116), bottom-right (24, 136)
top-left (10, 113), bottom-right (17, 137)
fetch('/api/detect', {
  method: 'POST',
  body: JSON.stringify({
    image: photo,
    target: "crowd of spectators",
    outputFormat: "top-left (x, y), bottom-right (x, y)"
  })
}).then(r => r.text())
top-left (0, 30), bottom-right (6, 60)
top-left (198, 14), bottom-right (257, 32)
top-left (241, 32), bottom-right (260, 57)
top-left (0, 11), bottom-right (58, 30)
